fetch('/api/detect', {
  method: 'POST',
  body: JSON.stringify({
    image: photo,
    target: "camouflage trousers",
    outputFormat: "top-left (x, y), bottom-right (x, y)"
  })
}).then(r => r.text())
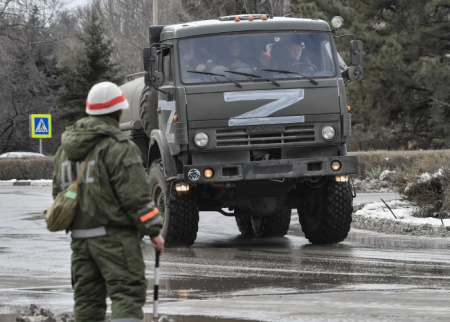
top-left (71, 230), bottom-right (147, 322)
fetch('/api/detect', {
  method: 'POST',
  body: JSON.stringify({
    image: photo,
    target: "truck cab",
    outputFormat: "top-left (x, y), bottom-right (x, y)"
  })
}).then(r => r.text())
top-left (120, 14), bottom-right (363, 247)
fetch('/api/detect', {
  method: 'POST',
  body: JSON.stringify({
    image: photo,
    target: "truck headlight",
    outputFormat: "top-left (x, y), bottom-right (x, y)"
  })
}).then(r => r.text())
top-left (322, 126), bottom-right (336, 140)
top-left (194, 132), bottom-right (209, 147)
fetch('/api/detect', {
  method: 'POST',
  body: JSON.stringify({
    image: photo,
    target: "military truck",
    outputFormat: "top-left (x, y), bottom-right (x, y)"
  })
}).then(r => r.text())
top-left (119, 14), bottom-right (364, 247)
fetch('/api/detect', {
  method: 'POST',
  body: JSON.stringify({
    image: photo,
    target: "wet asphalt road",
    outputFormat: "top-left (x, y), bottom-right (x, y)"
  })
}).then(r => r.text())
top-left (1, 186), bottom-right (449, 321)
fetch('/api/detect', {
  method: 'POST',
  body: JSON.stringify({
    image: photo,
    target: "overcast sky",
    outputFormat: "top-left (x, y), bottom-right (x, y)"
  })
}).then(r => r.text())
top-left (66, 0), bottom-right (89, 8)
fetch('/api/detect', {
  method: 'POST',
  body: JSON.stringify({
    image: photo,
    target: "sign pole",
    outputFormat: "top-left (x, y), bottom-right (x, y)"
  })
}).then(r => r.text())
top-left (39, 139), bottom-right (42, 155)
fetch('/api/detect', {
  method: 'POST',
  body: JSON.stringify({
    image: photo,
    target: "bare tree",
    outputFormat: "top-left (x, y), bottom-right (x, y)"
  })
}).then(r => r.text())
top-left (0, 0), bottom-right (65, 154)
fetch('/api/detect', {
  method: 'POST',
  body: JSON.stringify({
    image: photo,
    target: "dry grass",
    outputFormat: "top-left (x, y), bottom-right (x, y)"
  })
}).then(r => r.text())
top-left (0, 149), bottom-right (449, 189)
top-left (0, 157), bottom-right (54, 180)
top-left (390, 152), bottom-right (450, 218)
top-left (350, 150), bottom-right (450, 179)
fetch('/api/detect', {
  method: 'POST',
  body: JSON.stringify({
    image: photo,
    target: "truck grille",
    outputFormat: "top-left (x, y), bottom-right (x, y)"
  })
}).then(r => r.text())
top-left (216, 125), bottom-right (315, 148)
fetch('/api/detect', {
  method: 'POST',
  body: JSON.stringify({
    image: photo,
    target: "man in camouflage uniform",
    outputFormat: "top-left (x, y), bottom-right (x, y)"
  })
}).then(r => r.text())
top-left (52, 82), bottom-right (164, 322)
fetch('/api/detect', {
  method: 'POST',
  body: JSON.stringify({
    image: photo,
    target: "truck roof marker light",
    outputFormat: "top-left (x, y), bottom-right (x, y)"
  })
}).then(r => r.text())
top-left (234, 17), bottom-right (240, 22)
top-left (347, 105), bottom-right (351, 112)
top-left (173, 114), bottom-right (178, 121)
top-left (262, 15), bottom-right (267, 20)
top-left (248, 16), bottom-right (254, 21)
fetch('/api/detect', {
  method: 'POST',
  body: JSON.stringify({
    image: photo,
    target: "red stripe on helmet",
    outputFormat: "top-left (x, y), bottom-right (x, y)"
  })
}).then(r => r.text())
top-left (86, 94), bottom-right (125, 110)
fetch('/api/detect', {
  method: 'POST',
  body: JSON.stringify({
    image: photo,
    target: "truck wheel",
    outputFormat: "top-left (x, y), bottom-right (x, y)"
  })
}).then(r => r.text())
top-left (234, 209), bottom-right (254, 236)
top-left (297, 179), bottom-right (353, 244)
top-left (250, 208), bottom-right (291, 238)
top-left (139, 86), bottom-right (158, 137)
top-left (147, 159), bottom-right (199, 247)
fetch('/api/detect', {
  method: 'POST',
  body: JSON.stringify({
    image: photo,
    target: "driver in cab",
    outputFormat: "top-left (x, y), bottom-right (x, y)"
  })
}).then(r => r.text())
top-left (277, 41), bottom-right (315, 74)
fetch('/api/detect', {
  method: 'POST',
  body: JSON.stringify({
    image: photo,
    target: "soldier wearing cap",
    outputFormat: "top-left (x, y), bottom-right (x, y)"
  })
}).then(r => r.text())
top-left (52, 82), bottom-right (164, 322)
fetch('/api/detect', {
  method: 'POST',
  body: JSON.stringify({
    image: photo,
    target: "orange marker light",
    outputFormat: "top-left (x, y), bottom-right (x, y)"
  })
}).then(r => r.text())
top-left (262, 15), bottom-right (267, 20)
top-left (234, 16), bottom-right (240, 22)
top-left (331, 161), bottom-right (342, 171)
top-left (248, 16), bottom-right (254, 21)
top-left (173, 114), bottom-right (178, 121)
top-left (204, 169), bottom-right (214, 179)
top-left (347, 105), bottom-right (351, 112)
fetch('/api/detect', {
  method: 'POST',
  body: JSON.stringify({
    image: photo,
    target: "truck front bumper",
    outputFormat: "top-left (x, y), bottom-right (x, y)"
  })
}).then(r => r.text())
top-left (184, 155), bottom-right (358, 184)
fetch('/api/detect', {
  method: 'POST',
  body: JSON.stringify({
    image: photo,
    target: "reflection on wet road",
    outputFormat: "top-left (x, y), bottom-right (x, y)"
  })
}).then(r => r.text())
top-left (1, 187), bottom-right (449, 321)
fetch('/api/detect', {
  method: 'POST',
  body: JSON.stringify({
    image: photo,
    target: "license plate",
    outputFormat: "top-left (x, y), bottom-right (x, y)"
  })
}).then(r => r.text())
top-left (246, 125), bottom-right (285, 135)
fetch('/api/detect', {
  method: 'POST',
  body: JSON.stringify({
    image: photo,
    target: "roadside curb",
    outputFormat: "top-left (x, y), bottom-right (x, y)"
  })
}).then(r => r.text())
top-left (0, 181), bottom-right (52, 187)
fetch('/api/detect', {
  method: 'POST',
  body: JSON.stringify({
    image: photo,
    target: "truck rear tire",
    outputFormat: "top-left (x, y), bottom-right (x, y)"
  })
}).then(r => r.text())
top-left (147, 159), bottom-right (199, 247)
top-left (139, 86), bottom-right (159, 137)
top-left (297, 179), bottom-right (353, 244)
top-left (251, 208), bottom-right (291, 237)
top-left (234, 209), bottom-right (254, 236)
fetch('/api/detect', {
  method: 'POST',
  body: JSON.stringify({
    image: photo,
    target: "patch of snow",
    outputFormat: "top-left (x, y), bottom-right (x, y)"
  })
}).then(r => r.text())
top-left (417, 168), bottom-right (445, 183)
top-left (355, 200), bottom-right (450, 227)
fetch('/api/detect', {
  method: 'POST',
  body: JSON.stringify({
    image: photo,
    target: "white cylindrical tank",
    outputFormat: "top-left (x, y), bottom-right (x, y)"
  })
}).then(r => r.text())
top-left (119, 76), bottom-right (146, 124)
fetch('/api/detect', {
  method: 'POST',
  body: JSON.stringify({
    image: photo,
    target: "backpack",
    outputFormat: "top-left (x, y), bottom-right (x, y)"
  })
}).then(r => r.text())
top-left (44, 151), bottom-right (92, 232)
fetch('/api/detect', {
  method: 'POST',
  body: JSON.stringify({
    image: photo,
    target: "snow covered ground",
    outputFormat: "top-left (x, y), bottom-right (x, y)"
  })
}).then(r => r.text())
top-left (356, 199), bottom-right (450, 227)
top-left (353, 199), bottom-right (450, 237)
top-left (0, 179), bottom-right (52, 186)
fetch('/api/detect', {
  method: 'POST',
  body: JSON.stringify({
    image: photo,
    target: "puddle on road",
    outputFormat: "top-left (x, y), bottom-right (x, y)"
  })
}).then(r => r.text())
top-left (150, 274), bottom-right (443, 301)
top-left (144, 315), bottom-right (258, 322)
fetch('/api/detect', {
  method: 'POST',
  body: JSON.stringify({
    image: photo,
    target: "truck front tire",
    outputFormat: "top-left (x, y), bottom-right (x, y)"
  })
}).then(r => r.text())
top-left (297, 179), bottom-right (353, 244)
top-left (251, 208), bottom-right (291, 238)
top-left (147, 159), bottom-right (199, 247)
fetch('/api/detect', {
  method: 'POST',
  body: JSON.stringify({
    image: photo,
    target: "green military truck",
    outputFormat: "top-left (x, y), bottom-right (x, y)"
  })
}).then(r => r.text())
top-left (119, 14), bottom-right (364, 247)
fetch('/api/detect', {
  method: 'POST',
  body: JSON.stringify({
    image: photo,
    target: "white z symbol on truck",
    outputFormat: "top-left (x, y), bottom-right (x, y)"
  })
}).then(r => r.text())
top-left (224, 89), bottom-right (305, 126)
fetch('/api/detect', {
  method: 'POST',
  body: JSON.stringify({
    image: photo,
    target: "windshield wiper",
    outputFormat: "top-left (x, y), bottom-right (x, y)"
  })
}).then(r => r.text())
top-left (187, 71), bottom-right (242, 88)
top-left (262, 69), bottom-right (318, 85)
top-left (224, 70), bottom-right (280, 87)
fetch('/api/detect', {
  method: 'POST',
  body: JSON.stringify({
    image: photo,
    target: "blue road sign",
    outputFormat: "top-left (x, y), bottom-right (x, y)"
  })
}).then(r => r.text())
top-left (30, 114), bottom-right (52, 139)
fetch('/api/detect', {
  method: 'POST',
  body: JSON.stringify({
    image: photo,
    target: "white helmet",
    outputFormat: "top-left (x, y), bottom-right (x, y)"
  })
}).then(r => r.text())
top-left (86, 82), bottom-right (129, 115)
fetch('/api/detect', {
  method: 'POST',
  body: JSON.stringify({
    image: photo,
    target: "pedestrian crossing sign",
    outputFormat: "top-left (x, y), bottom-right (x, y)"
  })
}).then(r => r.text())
top-left (30, 114), bottom-right (52, 139)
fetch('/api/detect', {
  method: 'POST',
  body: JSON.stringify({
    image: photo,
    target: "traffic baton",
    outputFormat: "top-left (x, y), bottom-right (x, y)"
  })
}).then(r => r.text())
top-left (153, 250), bottom-right (160, 322)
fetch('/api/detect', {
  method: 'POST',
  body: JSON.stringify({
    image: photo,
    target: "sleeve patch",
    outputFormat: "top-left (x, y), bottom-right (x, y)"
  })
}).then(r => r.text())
top-left (140, 208), bottom-right (159, 222)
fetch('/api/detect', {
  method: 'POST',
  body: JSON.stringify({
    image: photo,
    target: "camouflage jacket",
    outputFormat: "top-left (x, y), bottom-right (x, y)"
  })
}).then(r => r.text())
top-left (52, 115), bottom-right (162, 237)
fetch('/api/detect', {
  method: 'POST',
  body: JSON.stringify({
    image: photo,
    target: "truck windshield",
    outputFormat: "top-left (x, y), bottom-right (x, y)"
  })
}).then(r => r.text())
top-left (179, 32), bottom-right (336, 84)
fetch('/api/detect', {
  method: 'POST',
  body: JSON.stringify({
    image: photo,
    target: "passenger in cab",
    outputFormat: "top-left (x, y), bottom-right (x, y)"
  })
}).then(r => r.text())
top-left (180, 39), bottom-right (207, 78)
top-left (211, 39), bottom-right (254, 74)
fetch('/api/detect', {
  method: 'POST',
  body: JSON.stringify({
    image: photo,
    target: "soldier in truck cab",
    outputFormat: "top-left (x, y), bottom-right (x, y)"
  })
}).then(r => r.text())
top-left (180, 39), bottom-right (208, 77)
top-left (271, 40), bottom-right (315, 74)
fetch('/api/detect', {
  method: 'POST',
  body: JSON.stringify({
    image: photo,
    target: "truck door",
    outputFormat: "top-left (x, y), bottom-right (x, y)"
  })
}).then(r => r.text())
top-left (158, 47), bottom-right (176, 145)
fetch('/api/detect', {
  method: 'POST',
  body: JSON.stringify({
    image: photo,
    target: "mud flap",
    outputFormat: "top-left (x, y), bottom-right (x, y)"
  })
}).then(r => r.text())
top-left (149, 129), bottom-right (178, 178)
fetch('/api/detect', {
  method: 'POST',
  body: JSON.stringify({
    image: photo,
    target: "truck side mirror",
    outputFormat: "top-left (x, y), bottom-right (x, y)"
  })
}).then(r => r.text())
top-left (347, 66), bottom-right (364, 83)
top-left (350, 40), bottom-right (364, 66)
top-left (143, 48), bottom-right (153, 87)
top-left (143, 47), bottom-right (151, 72)
top-left (150, 47), bottom-right (164, 87)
